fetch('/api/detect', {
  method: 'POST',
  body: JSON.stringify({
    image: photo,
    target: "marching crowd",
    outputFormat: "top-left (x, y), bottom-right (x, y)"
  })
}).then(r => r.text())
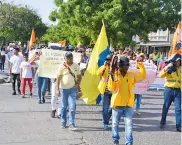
top-left (0, 44), bottom-right (181, 145)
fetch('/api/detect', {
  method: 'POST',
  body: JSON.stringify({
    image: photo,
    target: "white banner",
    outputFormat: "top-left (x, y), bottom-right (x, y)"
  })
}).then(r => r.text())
top-left (39, 49), bottom-right (81, 78)
top-left (129, 61), bottom-right (157, 94)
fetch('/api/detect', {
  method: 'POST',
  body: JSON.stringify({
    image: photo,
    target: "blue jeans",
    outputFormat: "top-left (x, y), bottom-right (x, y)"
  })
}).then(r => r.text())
top-left (135, 94), bottom-right (142, 110)
top-left (160, 87), bottom-right (181, 129)
top-left (112, 107), bottom-right (134, 145)
top-left (35, 73), bottom-right (48, 101)
top-left (60, 88), bottom-right (77, 125)
top-left (101, 91), bottom-right (112, 125)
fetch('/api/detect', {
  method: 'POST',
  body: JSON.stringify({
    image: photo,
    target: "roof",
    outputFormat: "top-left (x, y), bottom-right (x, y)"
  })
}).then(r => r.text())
top-left (138, 43), bottom-right (171, 47)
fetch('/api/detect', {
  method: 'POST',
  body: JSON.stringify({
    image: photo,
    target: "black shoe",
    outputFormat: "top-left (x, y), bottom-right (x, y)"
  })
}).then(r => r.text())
top-left (114, 140), bottom-right (119, 145)
top-left (51, 110), bottom-right (56, 118)
top-left (160, 124), bottom-right (165, 129)
top-left (42, 98), bottom-right (45, 103)
top-left (38, 100), bottom-right (42, 104)
top-left (176, 128), bottom-right (181, 132)
top-left (12, 92), bottom-right (16, 95)
top-left (18, 90), bottom-right (21, 95)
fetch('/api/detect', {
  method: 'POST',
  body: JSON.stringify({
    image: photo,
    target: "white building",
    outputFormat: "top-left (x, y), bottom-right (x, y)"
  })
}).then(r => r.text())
top-left (139, 29), bottom-right (173, 56)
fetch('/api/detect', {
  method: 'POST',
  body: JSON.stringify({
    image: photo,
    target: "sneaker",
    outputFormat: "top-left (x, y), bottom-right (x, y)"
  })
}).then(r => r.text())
top-left (51, 110), bottom-right (56, 118)
top-left (114, 140), bottom-right (119, 145)
top-left (160, 124), bottom-right (165, 129)
top-left (136, 110), bottom-right (140, 115)
top-left (60, 123), bottom-right (66, 129)
top-left (69, 124), bottom-right (77, 131)
top-left (176, 128), bottom-right (181, 132)
top-left (30, 93), bottom-right (32, 97)
top-left (22, 95), bottom-right (25, 98)
top-left (38, 100), bottom-right (42, 104)
top-left (42, 98), bottom-right (45, 103)
top-left (12, 92), bottom-right (16, 95)
top-left (18, 89), bottom-right (21, 95)
top-left (104, 124), bottom-right (109, 130)
top-left (57, 114), bottom-right (61, 119)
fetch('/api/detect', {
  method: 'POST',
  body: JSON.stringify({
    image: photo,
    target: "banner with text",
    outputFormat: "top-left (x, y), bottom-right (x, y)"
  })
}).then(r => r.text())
top-left (129, 61), bottom-right (157, 94)
top-left (39, 49), bottom-right (81, 78)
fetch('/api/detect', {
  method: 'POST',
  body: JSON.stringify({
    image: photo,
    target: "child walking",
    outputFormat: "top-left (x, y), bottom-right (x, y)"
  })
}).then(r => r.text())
top-left (0, 53), bottom-right (2, 72)
top-left (20, 53), bottom-right (34, 98)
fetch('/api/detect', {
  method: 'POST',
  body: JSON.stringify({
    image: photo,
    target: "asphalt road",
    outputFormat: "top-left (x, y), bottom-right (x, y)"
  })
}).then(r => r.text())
top-left (0, 83), bottom-right (181, 145)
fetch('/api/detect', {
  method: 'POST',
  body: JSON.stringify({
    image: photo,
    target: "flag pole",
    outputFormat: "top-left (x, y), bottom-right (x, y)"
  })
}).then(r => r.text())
top-left (102, 20), bottom-right (104, 25)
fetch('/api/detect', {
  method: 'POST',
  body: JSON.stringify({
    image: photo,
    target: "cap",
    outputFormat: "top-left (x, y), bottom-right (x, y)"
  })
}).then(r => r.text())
top-left (106, 55), bottom-right (113, 60)
top-left (119, 56), bottom-right (130, 66)
top-left (65, 52), bottom-right (73, 58)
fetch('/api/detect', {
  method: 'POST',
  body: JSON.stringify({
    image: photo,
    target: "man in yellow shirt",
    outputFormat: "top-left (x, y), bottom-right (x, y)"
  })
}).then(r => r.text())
top-left (109, 56), bottom-right (146, 145)
top-left (56, 52), bottom-right (81, 130)
top-left (159, 57), bottom-right (181, 132)
top-left (97, 55), bottom-right (113, 130)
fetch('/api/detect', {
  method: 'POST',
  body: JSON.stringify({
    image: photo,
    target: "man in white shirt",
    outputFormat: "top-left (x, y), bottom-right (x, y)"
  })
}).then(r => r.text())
top-left (9, 48), bottom-right (23, 95)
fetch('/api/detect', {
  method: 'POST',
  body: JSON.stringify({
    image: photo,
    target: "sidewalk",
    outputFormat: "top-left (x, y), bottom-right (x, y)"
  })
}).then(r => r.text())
top-left (0, 83), bottom-right (181, 145)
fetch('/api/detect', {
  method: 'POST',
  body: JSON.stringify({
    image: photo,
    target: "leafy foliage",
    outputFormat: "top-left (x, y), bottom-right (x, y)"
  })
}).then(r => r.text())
top-left (44, 0), bottom-right (180, 47)
top-left (0, 3), bottom-right (47, 44)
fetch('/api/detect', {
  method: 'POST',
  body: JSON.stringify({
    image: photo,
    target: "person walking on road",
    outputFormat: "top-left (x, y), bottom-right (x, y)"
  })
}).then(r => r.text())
top-left (159, 56), bottom-right (181, 132)
top-left (56, 52), bottom-right (81, 130)
top-left (135, 54), bottom-right (145, 115)
top-left (0, 53), bottom-right (2, 72)
top-left (51, 78), bottom-right (61, 118)
top-left (9, 48), bottom-right (23, 95)
top-left (0, 48), bottom-right (6, 72)
top-left (108, 56), bottom-right (146, 145)
top-left (97, 55), bottom-right (113, 130)
top-left (29, 50), bottom-right (48, 104)
top-left (20, 53), bottom-right (34, 98)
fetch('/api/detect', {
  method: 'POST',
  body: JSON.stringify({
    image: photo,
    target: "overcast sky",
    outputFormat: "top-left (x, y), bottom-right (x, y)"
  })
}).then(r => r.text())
top-left (5, 0), bottom-right (56, 24)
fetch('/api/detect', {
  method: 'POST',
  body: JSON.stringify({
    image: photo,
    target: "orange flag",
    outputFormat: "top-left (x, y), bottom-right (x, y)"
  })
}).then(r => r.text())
top-left (168, 21), bottom-right (182, 56)
top-left (58, 40), bottom-right (66, 47)
top-left (29, 28), bottom-right (36, 50)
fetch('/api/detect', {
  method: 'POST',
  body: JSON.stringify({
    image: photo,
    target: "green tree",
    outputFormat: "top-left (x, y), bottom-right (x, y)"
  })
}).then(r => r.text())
top-left (45, 0), bottom-right (180, 46)
top-left (0, 2), bottom-right (47, 44)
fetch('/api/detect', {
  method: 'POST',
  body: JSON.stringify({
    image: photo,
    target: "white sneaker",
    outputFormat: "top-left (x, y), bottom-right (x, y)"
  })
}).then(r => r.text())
top-left (69, 124), bottom-right (77, 131)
